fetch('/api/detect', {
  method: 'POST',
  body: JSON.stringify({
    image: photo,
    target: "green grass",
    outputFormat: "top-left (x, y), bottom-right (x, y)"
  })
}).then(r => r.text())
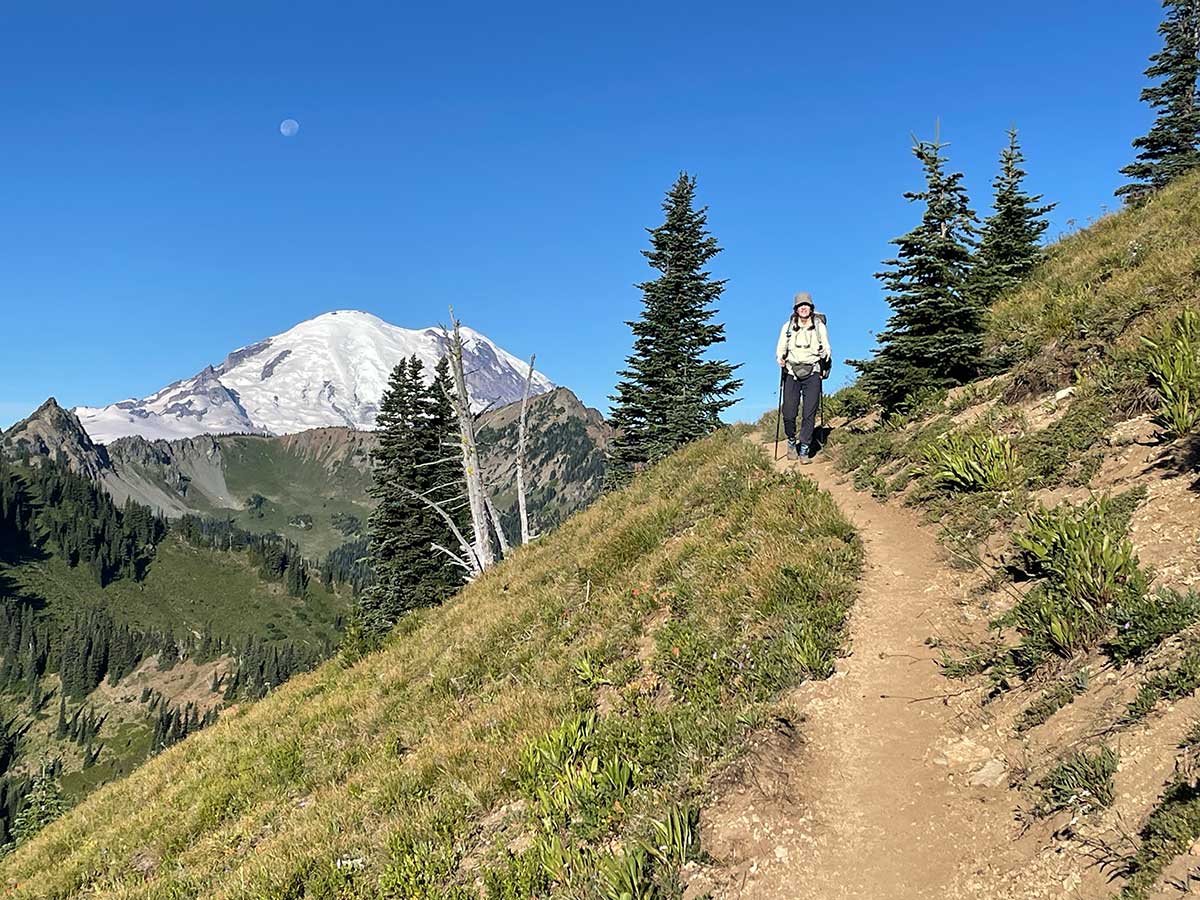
top-left (1121, 645), bottom-right (1200, 727)
top-left (1014, 670), bottom-right (1089, 734)
top-left (219, 436), bottom-right (374, 558)
top-left (1035, 745), bottom-right (1117, 816)
top-left (2, 536), bottom-right (347, 648)
top-left (0, 430), bottom-right (862, 899)
top-left (1119, 779), bottom-right (1200, 900)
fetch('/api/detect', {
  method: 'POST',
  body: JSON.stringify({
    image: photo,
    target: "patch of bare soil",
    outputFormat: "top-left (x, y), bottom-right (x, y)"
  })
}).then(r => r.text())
top-left (94, 654), bottom-right (233, 714)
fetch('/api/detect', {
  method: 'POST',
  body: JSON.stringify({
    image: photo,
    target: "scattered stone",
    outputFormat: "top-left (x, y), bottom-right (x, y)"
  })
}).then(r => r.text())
top-left (969, 758), bottom-right (1008, 788)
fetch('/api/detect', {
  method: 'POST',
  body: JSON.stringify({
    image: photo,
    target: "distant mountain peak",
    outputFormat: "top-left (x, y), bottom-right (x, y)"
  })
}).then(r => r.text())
top-left (2, 395), bottom-right (111, 478)
top-left (73, 311), bottom-right (554, 444)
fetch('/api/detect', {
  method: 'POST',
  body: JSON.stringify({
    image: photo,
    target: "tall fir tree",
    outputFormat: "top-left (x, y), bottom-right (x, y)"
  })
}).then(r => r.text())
top-left (850, 134), bottom-right (980, 411)
top-left (973, 129), bottom-right (1055, 307)
top-left (412, 356), bottom-right (469, 599)
top-left (606, 173), bottom-right (741, 488)
top-left (349, 356), bottom-right (467, 650)
top-left (1118, 0), bottom-right (1200, 203)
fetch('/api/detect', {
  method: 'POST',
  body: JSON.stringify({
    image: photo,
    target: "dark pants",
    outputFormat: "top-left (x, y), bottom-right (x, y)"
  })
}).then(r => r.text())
top-left (782, 370), bottom-right (822, 447)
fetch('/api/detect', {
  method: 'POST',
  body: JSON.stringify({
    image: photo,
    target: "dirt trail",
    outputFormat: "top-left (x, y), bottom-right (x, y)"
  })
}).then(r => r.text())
top-left (695, 441), bottom-right (1099, 899)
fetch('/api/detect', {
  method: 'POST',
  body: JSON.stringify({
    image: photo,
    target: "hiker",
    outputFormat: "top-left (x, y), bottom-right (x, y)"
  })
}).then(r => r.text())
top-left (776, 291), bottom-right (832, 464)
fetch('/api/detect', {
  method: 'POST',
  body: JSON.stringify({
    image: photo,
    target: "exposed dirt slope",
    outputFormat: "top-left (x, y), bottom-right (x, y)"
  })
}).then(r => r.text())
top-left (695, 439), bottom-right (1115, 899)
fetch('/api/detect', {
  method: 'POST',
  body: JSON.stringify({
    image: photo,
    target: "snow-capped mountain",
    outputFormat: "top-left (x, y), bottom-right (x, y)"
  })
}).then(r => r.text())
top-left (75, 310), bottom-right (554, 443)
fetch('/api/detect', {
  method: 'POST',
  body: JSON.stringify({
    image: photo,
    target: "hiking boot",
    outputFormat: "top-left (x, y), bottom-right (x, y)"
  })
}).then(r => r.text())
top-left (798, 444), bottom-right (813, 465)
top-left (786, 441), bottom-right (799, 460)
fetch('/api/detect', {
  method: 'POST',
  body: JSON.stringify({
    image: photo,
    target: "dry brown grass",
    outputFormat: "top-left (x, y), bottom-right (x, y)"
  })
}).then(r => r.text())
top-left (989, 169), bottom-right (1200, 396)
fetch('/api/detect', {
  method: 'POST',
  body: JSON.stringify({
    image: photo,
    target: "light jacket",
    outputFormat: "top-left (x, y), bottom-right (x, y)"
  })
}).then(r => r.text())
top-left (777, 316), bottom-right (831, 374)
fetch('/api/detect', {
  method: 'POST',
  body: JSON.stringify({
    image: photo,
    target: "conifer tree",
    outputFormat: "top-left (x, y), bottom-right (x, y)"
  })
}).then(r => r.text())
top-left (973, 129), bottom-right (1055, 305)
top-left (350, 356), bottom-right (467, 648)
top-left (1118, 0), bottom-right (1200, 203)
top-left (418, 356), bottom-right (470, 595)
top-left (851, 134), bottom-right (980, 411)
top-left (355, 357), bottom-right (428, 640)
top-left (606, 173), bottom-right (741, 488)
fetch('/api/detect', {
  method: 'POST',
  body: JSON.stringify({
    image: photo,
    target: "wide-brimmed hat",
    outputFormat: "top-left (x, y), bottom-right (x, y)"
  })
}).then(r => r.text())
top-left (792, 291), bottom-right (815, 309)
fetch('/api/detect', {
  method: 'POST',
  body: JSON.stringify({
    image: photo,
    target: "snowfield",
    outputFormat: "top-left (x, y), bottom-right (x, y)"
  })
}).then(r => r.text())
top-left (75, 310), bottom-right (553, 444)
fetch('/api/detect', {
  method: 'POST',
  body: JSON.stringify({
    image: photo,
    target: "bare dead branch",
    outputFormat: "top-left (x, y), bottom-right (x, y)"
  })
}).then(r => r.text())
top-left (516, 352), bottom-right (535, 545)
top-left (445, 307), bottom-right (495, 570)
top-left (484, 495), bottom-right (511, 558)
top-left (397, 484), bottom-right (481, 577)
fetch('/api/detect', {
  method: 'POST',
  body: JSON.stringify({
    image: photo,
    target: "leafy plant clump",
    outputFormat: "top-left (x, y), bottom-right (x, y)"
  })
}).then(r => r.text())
top-left (1015, 669), bottom-right (1090, 734)
top-left (1036, 746), bottom-right (1118, 816)
top-left (922, 430), bottom-right (1020, 492)
top-left (1119, 779), bottom-right (1200, 900)
top-left (1144, 308), bottom-right (1200, 440)
top-left (999, 495), bottom-right (1148, 671)
top-left (1011, 496), bottom-right (1146, 608)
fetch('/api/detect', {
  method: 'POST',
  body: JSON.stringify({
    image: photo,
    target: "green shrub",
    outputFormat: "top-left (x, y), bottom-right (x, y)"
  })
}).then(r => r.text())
top-left (1119, 780), bottom-right (1200, 899)
top-left (922, 431), bottom-right (1020, 492)
top-left (1036, 746), bottom-right (1117, 816)
top-left (1015, 670), bottom-right (1089, 734)
top-left (1122, 646), bottom-right (1200, 726)
top-left (824, 384), bottom-right (875, 420)
top-left (1144, 308), bottom-right (1200, 440)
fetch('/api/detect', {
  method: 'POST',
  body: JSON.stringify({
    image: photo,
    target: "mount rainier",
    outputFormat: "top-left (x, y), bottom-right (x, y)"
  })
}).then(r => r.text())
top-left (75, 310), bottom-right (554, 443)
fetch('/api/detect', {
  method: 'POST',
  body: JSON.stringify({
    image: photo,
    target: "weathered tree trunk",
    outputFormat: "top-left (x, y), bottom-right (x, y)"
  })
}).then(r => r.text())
top-left (445, 309), bottom-right (495, 571)
top-left (483, 495), bottom-right (511, 558)
top-left (516, 353), bottom-right (535, 545)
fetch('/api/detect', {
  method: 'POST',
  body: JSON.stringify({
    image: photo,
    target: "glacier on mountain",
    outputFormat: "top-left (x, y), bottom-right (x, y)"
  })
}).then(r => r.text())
top-left (75, 310), bottom-right (553, 443)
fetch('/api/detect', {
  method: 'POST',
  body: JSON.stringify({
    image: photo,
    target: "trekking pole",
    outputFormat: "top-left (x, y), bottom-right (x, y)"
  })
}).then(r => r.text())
top-left (774, 368), bottom-right (785, 460)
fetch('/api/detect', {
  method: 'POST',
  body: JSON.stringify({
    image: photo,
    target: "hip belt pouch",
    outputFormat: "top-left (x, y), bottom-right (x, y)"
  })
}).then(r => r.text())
top-left (788, 363), bottom-right (815, 379)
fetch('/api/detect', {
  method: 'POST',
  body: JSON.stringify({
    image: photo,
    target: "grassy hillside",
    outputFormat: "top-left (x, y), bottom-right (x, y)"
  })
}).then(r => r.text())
top-left (217, 435), bottom-right (375, 559)
top-left (0, 431), bottom-right (861, 899)
top-left (988, 169), bottom-right (1200, 400)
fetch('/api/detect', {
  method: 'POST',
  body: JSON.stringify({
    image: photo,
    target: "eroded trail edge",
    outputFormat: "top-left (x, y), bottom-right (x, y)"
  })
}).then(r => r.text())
top-left (692, 440), bottom-right (1097, 900)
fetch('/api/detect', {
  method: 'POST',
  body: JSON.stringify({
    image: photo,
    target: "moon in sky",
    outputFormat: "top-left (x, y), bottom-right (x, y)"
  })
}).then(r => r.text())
top-left (279, 118), bottom-right (300, 137)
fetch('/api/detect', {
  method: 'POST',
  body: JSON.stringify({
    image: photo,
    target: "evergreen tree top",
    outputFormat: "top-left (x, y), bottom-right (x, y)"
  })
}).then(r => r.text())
top-left (606, 172), bottom-right (741, 486)
top-left (974, 128), bottom-right (1055, 298)
top-left (1118, 0), bottom-right (1200, 201)
top-left (875, 137), bottom-right (977, 300)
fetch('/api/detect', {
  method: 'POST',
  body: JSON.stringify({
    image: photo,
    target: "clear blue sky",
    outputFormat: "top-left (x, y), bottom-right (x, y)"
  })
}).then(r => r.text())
top-left (0, 1), bottom-right (1164, 428)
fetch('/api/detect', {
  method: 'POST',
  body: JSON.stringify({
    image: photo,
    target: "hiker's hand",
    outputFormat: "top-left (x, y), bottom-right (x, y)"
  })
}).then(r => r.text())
top-left (778, 358), bottom-right (786, 368)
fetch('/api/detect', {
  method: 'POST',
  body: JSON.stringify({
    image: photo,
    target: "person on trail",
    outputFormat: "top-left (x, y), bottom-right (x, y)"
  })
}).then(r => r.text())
top-left (776, 291), bottom-right (831, 464)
